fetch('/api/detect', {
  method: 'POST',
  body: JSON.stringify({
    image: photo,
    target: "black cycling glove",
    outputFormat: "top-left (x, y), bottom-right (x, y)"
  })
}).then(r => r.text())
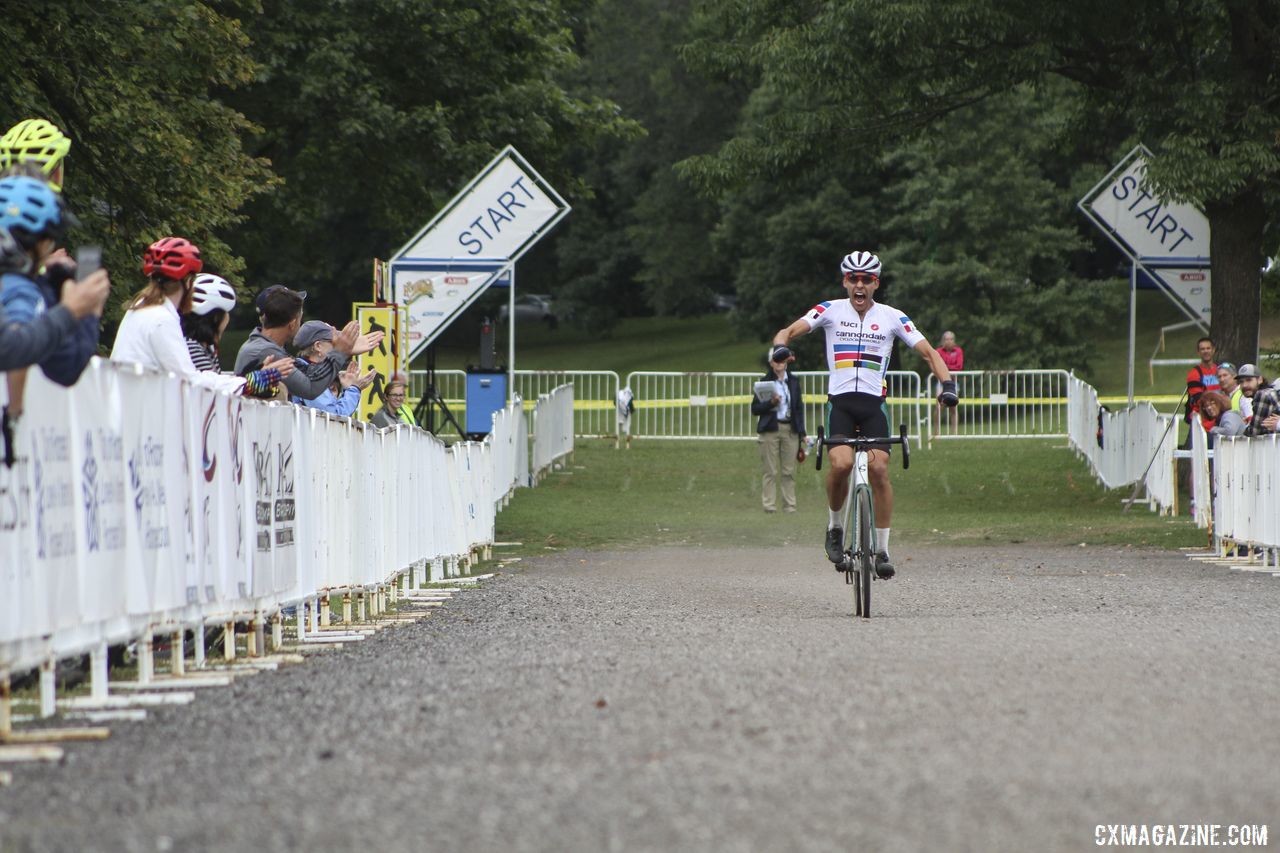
top-left (938, 379), bottom-right (959, 408)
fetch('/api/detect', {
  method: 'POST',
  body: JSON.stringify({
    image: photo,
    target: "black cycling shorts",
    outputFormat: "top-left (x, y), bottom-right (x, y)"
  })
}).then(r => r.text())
top-left (826, 392), bottom-right (890, 450)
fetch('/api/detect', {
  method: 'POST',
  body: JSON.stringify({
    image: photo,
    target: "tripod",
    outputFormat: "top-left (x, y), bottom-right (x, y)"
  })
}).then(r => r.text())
top-left (413, 344), bottom-right (464, 437)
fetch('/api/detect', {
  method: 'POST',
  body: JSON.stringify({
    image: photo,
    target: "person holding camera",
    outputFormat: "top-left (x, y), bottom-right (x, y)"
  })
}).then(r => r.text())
top-left (770, 250), bottom-right (958, 578)
top-left (752, 347), bottom-right (806, 513)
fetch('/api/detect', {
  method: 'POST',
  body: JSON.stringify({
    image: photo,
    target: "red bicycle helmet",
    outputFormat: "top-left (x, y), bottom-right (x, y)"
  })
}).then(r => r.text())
top-left (142, 236), bottom-right (203, 280)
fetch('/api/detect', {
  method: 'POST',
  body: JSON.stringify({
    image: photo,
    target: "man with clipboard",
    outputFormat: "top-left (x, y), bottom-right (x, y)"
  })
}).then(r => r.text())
top-left (751, 347), bottom-right (806, 513)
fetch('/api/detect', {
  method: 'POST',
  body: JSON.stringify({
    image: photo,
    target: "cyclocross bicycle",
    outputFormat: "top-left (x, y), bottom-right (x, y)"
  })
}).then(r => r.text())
top-left (814, 425), bottom-right (910, 619)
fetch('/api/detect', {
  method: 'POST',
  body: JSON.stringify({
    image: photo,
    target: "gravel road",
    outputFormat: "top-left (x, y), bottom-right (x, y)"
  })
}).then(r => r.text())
top-left (3, 544), bottom-right (1279, 852)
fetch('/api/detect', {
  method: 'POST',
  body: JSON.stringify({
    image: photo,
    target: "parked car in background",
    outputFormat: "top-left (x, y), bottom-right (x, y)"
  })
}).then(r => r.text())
top-left (497, 293), bottom-right (558, 328)
top-left (711, 293), bottom-right (738, 313)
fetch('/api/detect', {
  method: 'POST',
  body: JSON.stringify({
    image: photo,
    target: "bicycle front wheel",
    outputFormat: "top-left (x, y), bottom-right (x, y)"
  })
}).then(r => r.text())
top-left (855, 485), bottom-right (874, 619)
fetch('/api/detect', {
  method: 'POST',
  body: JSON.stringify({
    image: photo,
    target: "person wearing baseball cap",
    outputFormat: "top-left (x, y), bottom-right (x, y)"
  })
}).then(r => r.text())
top-left (1215, 362), bottom-right (1243, 415)
top-left (234, 286), bottom-right (382, 402)
top-left (255, 284), bottom-right (307, 316)
top-left (1236, 364), bottom-right (1280, 435)
top-left (290, 320), bottom-right (375, 416)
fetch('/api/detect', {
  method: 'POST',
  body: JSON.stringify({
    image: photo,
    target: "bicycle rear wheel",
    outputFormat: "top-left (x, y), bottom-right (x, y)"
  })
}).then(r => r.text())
top-left (855, 484), bottom-right (873, 619)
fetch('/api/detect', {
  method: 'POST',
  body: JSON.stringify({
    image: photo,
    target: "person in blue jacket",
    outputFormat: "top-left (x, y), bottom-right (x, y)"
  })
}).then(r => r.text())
top-left (0, 175), bottom-right (108, 418)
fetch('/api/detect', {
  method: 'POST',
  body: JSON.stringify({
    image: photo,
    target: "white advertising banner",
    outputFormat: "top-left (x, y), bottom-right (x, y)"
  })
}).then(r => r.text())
top-left (244, 403), bottom-right (298, 601)
top-left (1, 358), bottom-right (533, 673)
top-left (117, 367), bottom-right (190, 617)
top-left (1080, 145), bottom-right (1211, 262)
top-left (71, 361), bottom-right (129, 632)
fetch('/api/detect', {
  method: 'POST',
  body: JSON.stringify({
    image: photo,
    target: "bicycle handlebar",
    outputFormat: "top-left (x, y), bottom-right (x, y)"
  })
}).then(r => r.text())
top-left (814, 424), bottom-right (910, 471)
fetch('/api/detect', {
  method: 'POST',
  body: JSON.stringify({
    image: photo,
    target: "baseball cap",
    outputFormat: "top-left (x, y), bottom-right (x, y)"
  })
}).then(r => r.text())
top-left (1236, 363), bottom-right (1261, 378)
top-left (293, 320), bottom-right (333, 350)
top-left (255, 284), bottom-right (307, 313)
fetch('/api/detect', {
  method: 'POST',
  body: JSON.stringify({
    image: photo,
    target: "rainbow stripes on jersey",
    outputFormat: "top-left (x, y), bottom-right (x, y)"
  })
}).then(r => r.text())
top-left (832, 344), bottom-right (886, 371)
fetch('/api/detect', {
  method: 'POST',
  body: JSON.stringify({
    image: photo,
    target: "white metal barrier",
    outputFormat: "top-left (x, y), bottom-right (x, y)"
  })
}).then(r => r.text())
top-left (930, 370), bottom-right (1071, 440)
top-left (622, 371), bottom-right (925, 444)
top-left (0, 358), bottom-right (532, 698)
top-left (1213, 434), bottom-right (1280, 565)
top-left (1189, 420), bottom-right (1213, 529)
top-left (531, 384), bottom-right (575, 483)
top-left (1066, 374), bottom-right (1176, 512)
top-left (409, 369), bottom-right (619, 438)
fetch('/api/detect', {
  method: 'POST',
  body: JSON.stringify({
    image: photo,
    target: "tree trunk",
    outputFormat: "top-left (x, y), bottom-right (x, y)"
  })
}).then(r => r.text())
top-left (1206, 189), bottom-right (1264, 364)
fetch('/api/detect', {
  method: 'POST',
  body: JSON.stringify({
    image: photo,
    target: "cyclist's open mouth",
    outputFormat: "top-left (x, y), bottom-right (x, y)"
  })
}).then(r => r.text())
top-left (851, 289), bottom-right (869, 308)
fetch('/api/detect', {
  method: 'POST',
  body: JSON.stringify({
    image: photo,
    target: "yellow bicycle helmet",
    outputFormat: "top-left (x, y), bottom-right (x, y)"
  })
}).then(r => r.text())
top-left (0, 119), bottom-right (71, 191)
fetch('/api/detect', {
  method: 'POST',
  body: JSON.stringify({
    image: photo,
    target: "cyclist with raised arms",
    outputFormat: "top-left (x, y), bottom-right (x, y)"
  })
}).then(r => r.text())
top-left (771, 251), bottom-right (958, 578)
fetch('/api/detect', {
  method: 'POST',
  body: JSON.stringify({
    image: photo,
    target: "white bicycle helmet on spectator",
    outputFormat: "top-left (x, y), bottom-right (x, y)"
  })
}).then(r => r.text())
top-left (191, 273), bottom-right (237, 315)
top-left (840, 251), bottom-right (882, 278)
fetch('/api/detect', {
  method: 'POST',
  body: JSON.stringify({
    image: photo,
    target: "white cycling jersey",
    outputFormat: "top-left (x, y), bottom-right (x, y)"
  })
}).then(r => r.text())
top-left (801, 298), bottom-right (924, 397)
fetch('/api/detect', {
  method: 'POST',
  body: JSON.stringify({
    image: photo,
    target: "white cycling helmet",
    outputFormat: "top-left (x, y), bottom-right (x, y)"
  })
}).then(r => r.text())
top-left (840, 251), bottom-right (882, 278)
top-left (190, 273), bottom-right (237, 315)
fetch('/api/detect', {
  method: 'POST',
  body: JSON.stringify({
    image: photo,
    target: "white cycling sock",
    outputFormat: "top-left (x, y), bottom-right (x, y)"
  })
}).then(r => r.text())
top-left (875, 527), bottom-right (891, 555)
top-left (828, 506), bottom-right (844, 529)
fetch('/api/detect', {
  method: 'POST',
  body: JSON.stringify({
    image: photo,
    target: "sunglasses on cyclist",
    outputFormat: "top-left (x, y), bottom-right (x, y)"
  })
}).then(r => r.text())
top-left (846, 274), bottom-right (878, 284)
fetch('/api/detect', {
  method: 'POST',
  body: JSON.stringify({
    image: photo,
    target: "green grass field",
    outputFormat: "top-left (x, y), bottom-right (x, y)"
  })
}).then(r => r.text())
top-left (497, 438), bottom-right (1205, 557)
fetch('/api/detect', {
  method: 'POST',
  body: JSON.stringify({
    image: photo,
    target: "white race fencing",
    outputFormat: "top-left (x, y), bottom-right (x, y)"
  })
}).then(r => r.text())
top-left (0, 358), bottom-right (553, 683)
top-left (409, 369), bottom-right (618, 438)
top-left (930, 370), bottom-right (1071, 440)
top-left (408, 368), bottom-right (1079, 445)
top-left (1213, 434), bottom-right (1280, 565)
top-left (531, 384), bottom-right (575, 482)
top-left (621, 371), bottom-right (927, 445)
top-left (1189, 420), bottom-right (1213, 529)
top-left (1066, 374), bottom-right (1176, 512)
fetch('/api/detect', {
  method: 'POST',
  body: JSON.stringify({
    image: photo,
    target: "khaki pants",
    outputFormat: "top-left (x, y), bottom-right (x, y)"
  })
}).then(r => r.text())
top-left (759, 428), bottom-right (800, 511)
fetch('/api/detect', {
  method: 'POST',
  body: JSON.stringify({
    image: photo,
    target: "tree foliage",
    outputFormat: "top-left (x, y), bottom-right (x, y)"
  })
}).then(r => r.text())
top-left (683, 0), bottom-right (1280, 362)
top-left (528, 0), bottom-right (747, 331)
top-left (715, 84), bottom-right (1124, 370)
top-left (224, 0), bottom-right (637, 322)
top-left (0, 0), bottom-right (275, 317)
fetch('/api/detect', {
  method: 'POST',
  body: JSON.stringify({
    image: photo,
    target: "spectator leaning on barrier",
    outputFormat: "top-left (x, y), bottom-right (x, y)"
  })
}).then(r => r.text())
top-left (112, 237), bottom-right (288, 396)
top-left (370, 373), bottom-right (417, 428)
top-left (0, 229), bottom-right (107, 373)
top-left (1236, 363), bottom-right (1262, 423)
top-left (0, 176), bottom-right (107, 420)
top-left (179, 273), bottom-right (289, 398)
top-left (1240, 365), bottom-right (1280, 436)
top-left (1216, 362), bottom-right (1242, 414)
top-left (751, 346), bottom-right (806, 513)
top-left (291, 320), bottom-right (374, 417)
top-left (235, 286), bottom-right (382, 402)
top-left (1198, 390), bottom-right (1244, 446)
top-left (181, 273), bottom-right (236, 372)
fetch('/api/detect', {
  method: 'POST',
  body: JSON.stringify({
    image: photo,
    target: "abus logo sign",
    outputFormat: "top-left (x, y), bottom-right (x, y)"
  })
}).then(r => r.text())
top-left (444, 276), bottom-right (469, 285)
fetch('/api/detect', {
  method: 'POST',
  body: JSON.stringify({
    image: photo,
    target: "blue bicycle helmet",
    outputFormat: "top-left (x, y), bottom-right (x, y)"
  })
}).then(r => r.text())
top-left (0, 175), bottom-right (73, 247)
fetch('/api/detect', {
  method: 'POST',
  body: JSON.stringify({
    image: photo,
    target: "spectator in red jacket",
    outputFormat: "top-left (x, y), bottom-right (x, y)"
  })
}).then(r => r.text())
top-left (1181, 336), bottom-right (1218, 448)
top-left (935, 330), bottom-right (964, 431)
top-left (937, 330), bottom-right (964, 372)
